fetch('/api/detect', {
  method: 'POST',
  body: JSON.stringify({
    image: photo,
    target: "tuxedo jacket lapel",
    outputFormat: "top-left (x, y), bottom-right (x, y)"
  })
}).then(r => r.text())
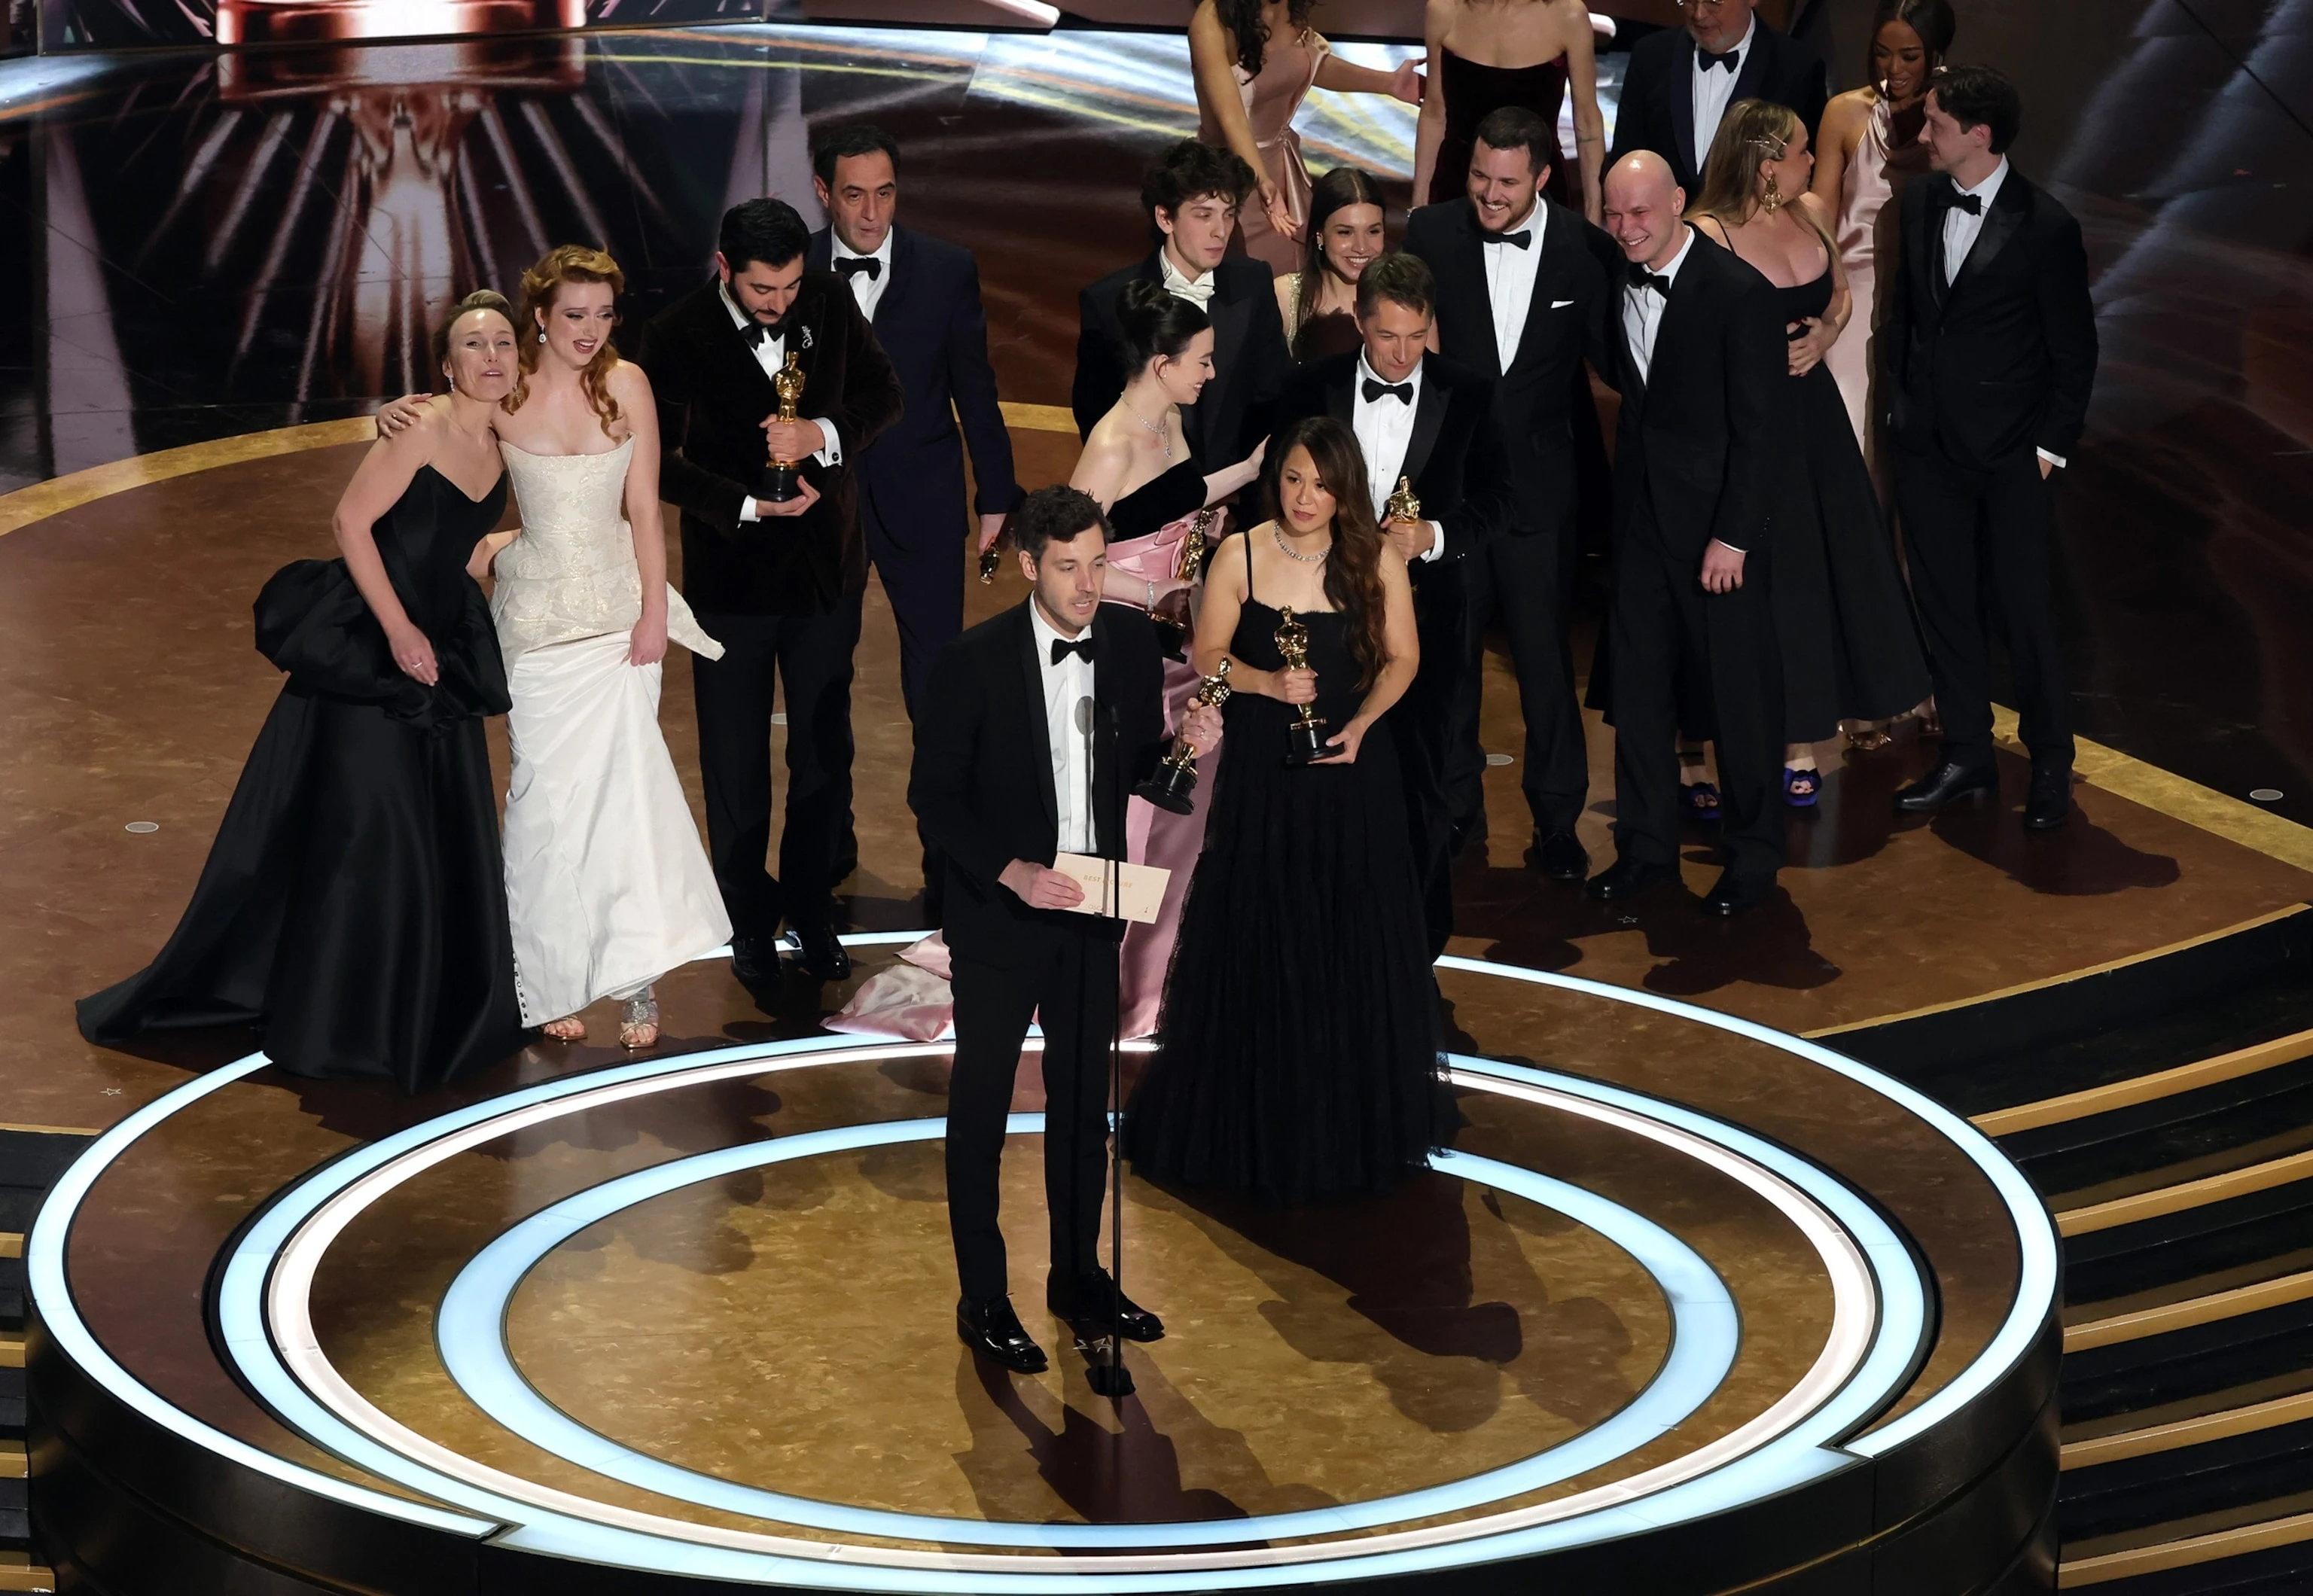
top-left (1203, 285), bottom-right (1254, 437)
top-left (1668, 36), bottom-right (1699, 180)
top-left (1445, 206), bottom-right (1500, 376)
top-left (1949, 174), bottom-right (2028, 307)
top-left (1089, 612), bottom-right (1120, 857)
top-left (1729, 29), bottom-right (1770, 108)
top-left (1404, 366), bottom-right (1448, 483)
top-left (1909, 187), bottom-right (1948, 324)
top-left (1324, 364), bottom-right (1356, 426)
top-left (1014, 607), bottom-right (1059, 835)
top-left (876, 226), bottom-right (918, 330)
top-left (1507, 201), bottom-right (1577, 373)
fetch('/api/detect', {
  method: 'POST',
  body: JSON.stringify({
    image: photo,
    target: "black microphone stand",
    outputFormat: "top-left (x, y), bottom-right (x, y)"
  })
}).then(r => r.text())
top-left (1073, 695), bottom-right (1133, 1399)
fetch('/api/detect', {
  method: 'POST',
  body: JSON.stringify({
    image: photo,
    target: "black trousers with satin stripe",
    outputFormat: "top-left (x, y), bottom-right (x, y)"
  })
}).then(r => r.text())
top-left (1452, 519), bottom-right (1590, 838)
top-left (1608, 507), bottom-right (1785, 880)
top-left (1892, 446), bottom-right (2074, 775)
top-left (947, 933), bottom-right (1118, 1302)
top-left (690, 595), bottom-right (863, 940)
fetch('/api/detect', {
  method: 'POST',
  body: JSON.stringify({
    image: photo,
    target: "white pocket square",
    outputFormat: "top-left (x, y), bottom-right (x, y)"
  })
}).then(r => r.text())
top-left (1551, 299), bottom-right (1575, 309)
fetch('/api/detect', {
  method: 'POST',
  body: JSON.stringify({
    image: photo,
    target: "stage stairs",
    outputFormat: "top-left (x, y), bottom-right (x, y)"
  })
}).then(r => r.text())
top-left (1826, 904), bottom-right (2313, 1594)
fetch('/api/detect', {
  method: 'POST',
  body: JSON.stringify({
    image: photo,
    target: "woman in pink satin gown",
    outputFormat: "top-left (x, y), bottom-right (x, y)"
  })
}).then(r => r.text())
top-left (1813, 0), bottom-right (1954, 470)
top-left (829, 283), bottom-right (1264, 1043)
top-left (1190, 0), bottom-right (1423, 275)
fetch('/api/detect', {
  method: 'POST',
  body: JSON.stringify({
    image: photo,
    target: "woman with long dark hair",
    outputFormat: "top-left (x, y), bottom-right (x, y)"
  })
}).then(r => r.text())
top-left (78, 294), bottom-right (527, 1091)
top-left (1191, 0), bottom-right (1422, 274)
top-left (1687, 102), bottom-right (1931, 804)
top-left (1123, 416), bottom-right (1450, 1205)
top-left (1274, 165), bottom-right (1386, 364)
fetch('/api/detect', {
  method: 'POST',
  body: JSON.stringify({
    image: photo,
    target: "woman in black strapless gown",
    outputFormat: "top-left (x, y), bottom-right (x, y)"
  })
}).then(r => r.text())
top-left (78, 294), bottom-right (526, 1092)
top-left (1687, 102), bottom-right (1931, 796)
top-left (1416, 0), bottom-right (1604, 215)
top-left (1124, 417), bottom-right (1449, 1205)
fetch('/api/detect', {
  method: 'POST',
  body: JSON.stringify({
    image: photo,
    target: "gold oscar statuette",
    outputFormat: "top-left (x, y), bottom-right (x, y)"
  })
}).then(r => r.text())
top-left (1275, 606), bottom-right (1327, 766)
top-left (1133, 660), bottom-right (1232, 815)
top-left (1175, 507), bottom-right (1220, 582)
top-left (1383, 474), bottom-right (1422, 526)
top-left (762, 349), bottom-right (806, 504)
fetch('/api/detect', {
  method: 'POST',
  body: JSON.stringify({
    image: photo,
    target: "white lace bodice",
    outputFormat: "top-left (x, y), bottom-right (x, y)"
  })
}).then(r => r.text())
top-left (492, 436), bottom-right (722, 662)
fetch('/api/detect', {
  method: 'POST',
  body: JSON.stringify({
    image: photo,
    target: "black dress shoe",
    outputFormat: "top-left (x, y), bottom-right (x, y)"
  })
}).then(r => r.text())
top-left (790, 921), bottom-right (852, 983)
top-left (1586, 856), bottom-right (1675, 901)
top-left (1700, 870), bottom-right (1774, 917)
top-left (730, 934), bottom-right (784, 1002)
top-left (1893, 760), bottom-right (1999, 813)
top-left (2024, 769), bottom-right (2072, 831)
top-left (958, 1296), bottom-right (1047, 1374)
top-left (1534, 830), bottom-right (1591, 882)
top-left (1048, 1269), bottom-right (1165, 1345)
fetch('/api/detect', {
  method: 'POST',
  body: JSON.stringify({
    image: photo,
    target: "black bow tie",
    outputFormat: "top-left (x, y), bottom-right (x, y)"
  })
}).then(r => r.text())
top-left (1699, 46), bottom-right (1740, 72)
top-left (835, 257), bottom-right (881, 281)
top-left (1943, 186), bottom-right (1984, 215)
top-left (740, 318), bottom-right (778, 348)
top-left (1050, 635), bottom-right (1096, 666)
top-left (1362, 377), bottom-right (1414, 405)
top-left (1482, 228), bottom-right (1532, 249)
top-left (1629, 270), bottom-right (1669, 296)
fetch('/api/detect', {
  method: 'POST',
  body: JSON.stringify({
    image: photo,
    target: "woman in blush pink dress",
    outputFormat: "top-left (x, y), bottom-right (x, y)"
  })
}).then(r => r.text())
top-left (1192, 0), bottom-right (1424, 275)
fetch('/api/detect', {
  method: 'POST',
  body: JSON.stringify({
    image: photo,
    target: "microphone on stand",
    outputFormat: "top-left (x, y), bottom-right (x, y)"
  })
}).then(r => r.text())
top-left (1073, 693), bottom-right (1134, 1399)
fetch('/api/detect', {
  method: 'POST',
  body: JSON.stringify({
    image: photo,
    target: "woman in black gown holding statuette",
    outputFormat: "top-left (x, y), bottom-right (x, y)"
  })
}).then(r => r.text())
top-left (78, 293), bottom-right (526, 1092)
top-left (1125, 416), bottom-right (1449, 1205)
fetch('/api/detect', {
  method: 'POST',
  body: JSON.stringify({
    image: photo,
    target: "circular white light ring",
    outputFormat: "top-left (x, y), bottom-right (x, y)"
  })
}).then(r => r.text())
top-left (29, 948), bottom-right (2052, 1591)
top-left (225, 1040), bottom-right (1918, 1582)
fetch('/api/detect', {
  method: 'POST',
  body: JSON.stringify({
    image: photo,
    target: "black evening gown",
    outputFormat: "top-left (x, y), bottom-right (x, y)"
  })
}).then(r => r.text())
top-left (1428, 50), bottom-right (1574, 207)
top-left (1767, 269), bottom-right (1933, 742)
top-left (78, 465), bottom-right (525, 1092)
top-left (1123, 553), bottom-right (1450, 1203)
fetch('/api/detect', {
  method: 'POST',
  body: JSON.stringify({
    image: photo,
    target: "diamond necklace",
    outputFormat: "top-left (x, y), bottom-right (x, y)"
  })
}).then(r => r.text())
top-left (1273, 523), bottom-right (1330, 562)
top-left (1126, 402), bottom-right (1172, 460)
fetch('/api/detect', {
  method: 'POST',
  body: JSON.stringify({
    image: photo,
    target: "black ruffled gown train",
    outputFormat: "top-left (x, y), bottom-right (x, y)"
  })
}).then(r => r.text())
top-left (1123, 553), bottom-right (1451, 1204)
top-left (77, 464), bottom-right (525, 1092)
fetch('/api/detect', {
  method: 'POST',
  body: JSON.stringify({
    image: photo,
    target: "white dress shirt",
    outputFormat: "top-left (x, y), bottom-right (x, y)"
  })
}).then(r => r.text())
top-left (1160, 250), bottom-right (1217, 309)
top-left (832, 227), bottom-right (893, 322)
top-left (1352, 352), bottom-right (1446, 562)
top-left (719, 283), bottom-right (843, 522)
top-left (1029, 601), bottom-right (1098, 855)
top-left (1690, 15), bottom-right (1756, 177)
top-left (1940, 160), bottom-right (2065, 469)
top-left (1480, 195), bottom-right (1547, 373)
top-left (1620, 224), bottom-right (1696, 387)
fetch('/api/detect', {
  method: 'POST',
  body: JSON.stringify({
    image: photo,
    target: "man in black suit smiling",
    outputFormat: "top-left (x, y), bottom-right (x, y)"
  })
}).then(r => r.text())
top-left (1404, 105), bottom-right (1614, 883)
top-left (1882, 65), bottom-right (2097, 831)
top-left (806, 125), bottom-right (1022, 726)
top-left (1588, 151), bottom-right (1786, 916)
top-left (910, 486), bottom-right (1218, 1375)
top-left (1271, 251), bottom-right (1508, 955)
top-left (1608, 0), bottom-right (1829, 196)
top-left (638, 199), bottom-right (904, 991)
top-left (1072, 139), bottom-right (1289, 471)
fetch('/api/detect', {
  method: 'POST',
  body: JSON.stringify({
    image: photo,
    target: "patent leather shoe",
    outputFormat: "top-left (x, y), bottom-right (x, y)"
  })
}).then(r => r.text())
top-left (1586, 856), bottom-right (1675, 901)
top-left (1893, 760), bottom-right (1998, 814)
top-left (2024, 769), bottom-right (2072, 831)
top-left (1534, 830), bottom-right (1591, 882)
top-left (1700, 870), bottom-right (1774, 917)
top-left (791, 921), bottom-right (853, 983)
top-left (1050, 1269), bottom-right (1166, 1344)
top-left (729, 935), bottom-right (784, 1004)
top-left (957, 1296), bottom-right (1048, 1375)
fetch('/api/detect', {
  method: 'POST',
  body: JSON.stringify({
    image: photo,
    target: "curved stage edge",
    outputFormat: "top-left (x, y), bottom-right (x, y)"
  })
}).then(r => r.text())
top-left (28, 946), bottom-right (2061, 1596)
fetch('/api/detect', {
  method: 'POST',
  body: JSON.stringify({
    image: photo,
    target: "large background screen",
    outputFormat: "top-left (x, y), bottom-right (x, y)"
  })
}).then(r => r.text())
top-left (40, 0), bottom-right (769, 52)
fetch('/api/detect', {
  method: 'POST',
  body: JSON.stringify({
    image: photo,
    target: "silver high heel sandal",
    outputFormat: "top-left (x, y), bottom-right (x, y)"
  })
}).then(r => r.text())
top-left (619, 988), bottom-right (660, 1050)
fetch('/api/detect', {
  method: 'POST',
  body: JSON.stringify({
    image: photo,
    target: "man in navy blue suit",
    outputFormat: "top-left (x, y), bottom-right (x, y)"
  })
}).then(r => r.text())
top-left (807, 126), bottom-right (1024, 726)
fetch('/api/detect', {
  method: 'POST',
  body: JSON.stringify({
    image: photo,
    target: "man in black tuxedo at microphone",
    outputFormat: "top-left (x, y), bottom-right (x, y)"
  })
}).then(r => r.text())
top-left (639, 199), bottom-right (904, 993)
top-left (1073, 139), bottom-right (1290, 470)
top-left (1270, 251), bottom-right (1508, 955)
top-left (1882, 65), bottom-right (2097, 831)
top-left (1608, 0), bottom-right (1829, 196)
top-left (806, 125), bottom-right (1022, 724)
top-left (1404, 105), bottom-right (1614, 883)
top-left (1588, 151), bottom-right (1787, 915)
top-left (910, 486), bottom-right (1220, 1373)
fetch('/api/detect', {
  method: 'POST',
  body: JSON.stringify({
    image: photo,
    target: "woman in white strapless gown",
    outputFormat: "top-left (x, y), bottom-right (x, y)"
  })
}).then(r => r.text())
top-left (460, 247), bottom-right (730, 1047)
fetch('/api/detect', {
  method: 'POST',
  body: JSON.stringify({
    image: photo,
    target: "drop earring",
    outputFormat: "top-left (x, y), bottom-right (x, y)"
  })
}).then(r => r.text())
top-left (538, 330), bottom-right (547, 343)
top-left (1760, 171), bottom-right (1784, 215)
